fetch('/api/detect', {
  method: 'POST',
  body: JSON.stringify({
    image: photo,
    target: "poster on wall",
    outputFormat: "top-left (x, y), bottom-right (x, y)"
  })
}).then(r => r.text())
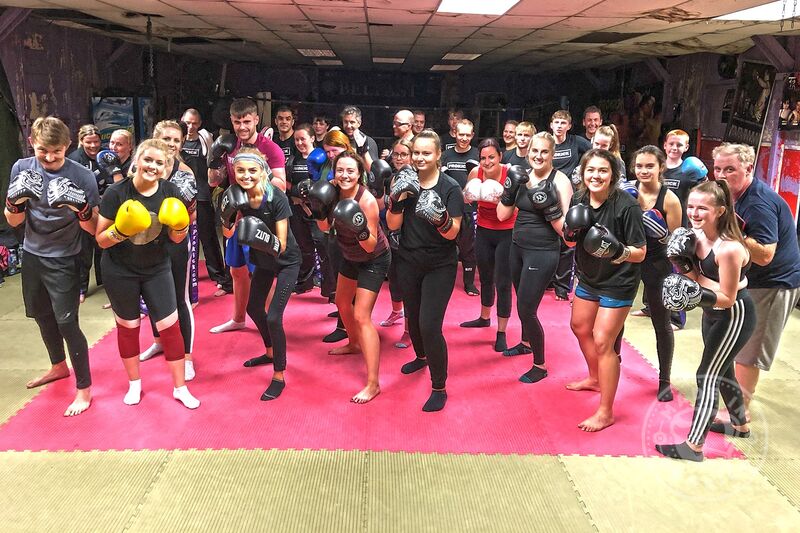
top-left (724, 62), bottom-right (776, 146)
top-left (776, 73), bottom-right (800, 130)
top-left (92, 97), bottom-right (135, 147)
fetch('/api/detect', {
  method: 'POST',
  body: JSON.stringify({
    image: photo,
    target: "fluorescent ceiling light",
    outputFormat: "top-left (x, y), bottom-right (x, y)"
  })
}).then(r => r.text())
top-left (430, 64), bottom-right (462, 71)
top-left (442, 53), bottom-right (481, 61)
top-left (373, 57), bottom-right (405, 64)
top-left (715, 1), bottom-right (797, 21)
top-left (314, 59), bottom-right (343, 66)
top-left (298, 49), bottom-right (336, 57)
top-left (437, 0), bottom-right (520, 16)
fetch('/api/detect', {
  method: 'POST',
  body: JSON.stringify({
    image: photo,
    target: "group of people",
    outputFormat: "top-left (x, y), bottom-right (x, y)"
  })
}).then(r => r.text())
top-left (6, 100), bottom-right (799, 463)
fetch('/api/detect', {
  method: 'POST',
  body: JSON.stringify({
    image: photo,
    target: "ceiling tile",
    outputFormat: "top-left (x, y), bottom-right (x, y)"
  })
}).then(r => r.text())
top-left (367, 8), bottom-right (432, 25)
top-left (558, 16), bottom-right (635, 31)
top-left (428, 13), bottom-right (499, 26)
top-left (676, 0), bottom-right (773, 18)
top-left (365, 0), bottom-right (439, 8)
top-left (267, 22), bottom-right (318, 33)
top-left (507, 0), bottom-right (599, 17)
top-left (473, 27), bottom-right (533, 40)
top-left (301, 6), bottom-right (367, 23)
top-left (155, 16), bottom-right (216, 30)
top-left (604, 18), bottom-right (696, 33)
top-left (232, 3), bottom-right (306, 20)
top-left (580, 0), bottom-right (682, 18)
top-left (163, 1), bottom-right (246, 17)
top-left (521, 29), bottom-right (589, 43)
top-left (487, 16), bottom-right (564, 29)
top-left (95, 0), bottom-right (183, 15)
top-left (420, 25), bottom-right (478, 38)
top-left (318, 23), bottom-right (369, 35)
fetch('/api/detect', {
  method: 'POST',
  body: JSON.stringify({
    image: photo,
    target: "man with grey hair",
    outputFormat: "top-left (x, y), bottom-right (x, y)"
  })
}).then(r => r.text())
top-left (340, 105), bottom-right (378, 166)
top-left (712, 142), bottom-right (800, 431)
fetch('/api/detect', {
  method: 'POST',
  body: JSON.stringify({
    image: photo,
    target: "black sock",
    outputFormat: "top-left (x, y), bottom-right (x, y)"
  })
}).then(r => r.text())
top-left (422, 390), bottom-right (447, 412)
top-left (494, 331), bottom-right (507, 352)
top-left (503, 343), bottom-right (532, 357)
top-left (520, 366), bottom-right (548, 384)
top-left (260, 378), bottom-right (285, 401)
top-left (460, 317), bottom-right (490, 328)
top-left (657, 380), bottom-right (673, 402)
top-left (244, 354), bottom-right (274, 368)
top-left (401, 357), bottom-right (427, 374)
top-left (655, 442), bottom-right (703, 462)
top-left (323, 327), bottom-right (348, 343)
top-left (327, 310), bottom-right (339, 318)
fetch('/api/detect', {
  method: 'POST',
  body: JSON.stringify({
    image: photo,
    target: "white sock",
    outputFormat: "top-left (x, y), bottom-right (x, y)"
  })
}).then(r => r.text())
top-left (139, 342), bottom-right (163, 361)
top-left (173, 385), bottom-right (200, 409)
top-left (184, 360), bottom-right (195, 381)
top-left (209, 319), bottom-right (246, 334)
top-left (124, 379), bottom-right (142, 405)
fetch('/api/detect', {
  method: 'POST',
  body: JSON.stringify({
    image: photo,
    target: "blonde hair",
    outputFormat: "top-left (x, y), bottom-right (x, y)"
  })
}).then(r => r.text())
top-left (516, 121), bottom-right (536, 136)
top-left (129, 139), bottom-right (170, 179)
top-left (594, 124), bottom-right (621, 158)
top-left (30, 116), bottom-right (70, 147)
top-left (233, 147), bottom-right (272, 198)
top-left (712, 142), bottom-right (755, 167)
top-left (77, 124), bottom-right (100, 142)
top-left (153, 120), bottom-right (184, 141)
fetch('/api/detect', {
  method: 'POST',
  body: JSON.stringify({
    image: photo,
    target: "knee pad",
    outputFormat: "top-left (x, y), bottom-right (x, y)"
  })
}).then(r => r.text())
top-left (117, 325), bottom-right (141, 359)
top-left (158, 321), bottom-right (185, 361)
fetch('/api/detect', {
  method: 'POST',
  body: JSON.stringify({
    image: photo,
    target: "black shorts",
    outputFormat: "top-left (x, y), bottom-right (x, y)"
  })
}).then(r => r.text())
top-left (339, 250), bottom-right (391, 293)
top-left (22, 251), bottom-right (81, 323)
top-left (101, 253), bottom-right (177, 322)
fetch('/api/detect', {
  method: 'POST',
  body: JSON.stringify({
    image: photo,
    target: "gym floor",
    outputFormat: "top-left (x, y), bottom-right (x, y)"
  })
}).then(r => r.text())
top-left (1, 272), bottom-right (799, 532)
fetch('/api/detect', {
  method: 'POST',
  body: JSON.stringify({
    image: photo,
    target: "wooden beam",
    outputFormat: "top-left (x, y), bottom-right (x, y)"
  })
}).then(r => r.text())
top-left (644, 57), bottom-right (670, 83)
top-left (107, 42), bottom-right (134, 67)
top-left (0, 8), bottom-right (31, 42)
top-left (752, 35), bottom-right (794, 72)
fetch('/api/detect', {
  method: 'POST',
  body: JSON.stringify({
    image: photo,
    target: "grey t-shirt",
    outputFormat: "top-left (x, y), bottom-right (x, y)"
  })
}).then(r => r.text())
top-left (13, 157), bottom-right (100, 258)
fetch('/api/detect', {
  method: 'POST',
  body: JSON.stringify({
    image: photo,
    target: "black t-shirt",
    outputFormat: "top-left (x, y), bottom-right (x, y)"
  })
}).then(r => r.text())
top-left (554, 134), bottom-right (591, 185)
top-left (68, 147), bottom-right (109, 196)
top-left (286, 154), bottom-right (310, 199)
top-left (275, 135), bottom-right (295, 163)
top-left (239, 187), bottom-right (301, 270)
top-left (663, 157), bottom-right (707, 226)
top-left (502, 150), bottom-right (530, 170)
top-left (397, 172), bottom-right (464, 267)
top-left (181, 138), bottom-right (210, 202)
top-left (441, 132), bottom-right (458, 152)
top-left (512, 169), bottom-right (561, 251)
top-left (100, 178), bottom-right (182, 274)
top-left (441, 147), bottom-right (479, 189)
top-left (571, 189), bottom-right (646, 299)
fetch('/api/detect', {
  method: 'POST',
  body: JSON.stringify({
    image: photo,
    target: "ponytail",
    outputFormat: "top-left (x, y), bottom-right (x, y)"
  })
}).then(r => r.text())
top-left (691, 180), bottom-right (744, 243)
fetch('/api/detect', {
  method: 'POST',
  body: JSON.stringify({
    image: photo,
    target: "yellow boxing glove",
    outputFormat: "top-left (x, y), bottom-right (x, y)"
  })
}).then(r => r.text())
top-left (108, 199), bottom-right (151, 240)
top-left (158, 197), bottom-right (189, 231)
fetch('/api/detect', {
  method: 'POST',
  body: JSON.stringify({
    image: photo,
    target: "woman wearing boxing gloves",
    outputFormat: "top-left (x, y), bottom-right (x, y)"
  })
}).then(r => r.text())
top-left (220, 148), bottom-right (301, 401)
top-left (139, 121), bottom-right (200, 383)
top-left (497, 132), bottom-right (572, 381)
top-left (96, 139), bottom-right (199, 409)
top-left (312, 150), bottom-right (390, 403)
top-left (563, 148), bottom-right (646, 431)
top-left (631, 146), bottom-right (682, 401)
top-left (387, 130), bottom-right (464, 412)
top-left (460, 138), bottom-right (515, 352)
top-left (656, 180), bottom-right (754, 461)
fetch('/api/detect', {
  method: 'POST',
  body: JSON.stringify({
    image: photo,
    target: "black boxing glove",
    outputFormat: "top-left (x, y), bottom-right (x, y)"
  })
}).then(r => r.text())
top-left (333, 199), bottom-right (370, 241)
top-left (583, 224), bottom-right (628, 263)
top-left (209, 134), bottom-right (237, 170)
top-left (662, 273), bottom-right (717, 311)
top-left (220, 184), bottom-right (249, 229)
top-left (500, 165), bottom-right (529, 206)
top-left (563, 203), bottom-right (593, 243)
top-left (238, 215), bottom-right (281, 257)
top-left (528, 179), bottom-right (562, 221)
top-left (169, 170), bottom-right (198, 214)
top-left (5, 169), bottom-right (44, 213)
top-left (666, 227), bottom-right (698, 274)
top-left (309, 180), bottom-right (338, 221)
top-left (415, 189), bottom-right (452, 234)
top-left (388, 165), bottom-right (420, 214)
top-left (46, 177), bottom-right (92, 221)
top-left (368, 159), bottom-right (392, 198)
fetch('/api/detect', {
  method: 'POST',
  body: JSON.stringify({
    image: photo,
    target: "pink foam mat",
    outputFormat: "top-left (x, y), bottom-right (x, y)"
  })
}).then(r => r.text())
top-left (0, 266), bottom-right (743, 459)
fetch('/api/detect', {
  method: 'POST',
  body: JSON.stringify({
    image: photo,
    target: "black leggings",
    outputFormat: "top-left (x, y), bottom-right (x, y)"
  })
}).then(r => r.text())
top-left (509, 244), bottom-right (559, 365)
top-left (290, 203), bottom-right (329, 288)
top-left (35, 313), bottom-right (91, 389)
top-left (196, 199), bottom-right (230, 290)
top-left (475, 226), bottom-right (512, 318)
top-left (457, 207), bottom-right (477, 278)
top-left (381, 219), bottom-right (403, 303)
top-left (552, 239), bottom-right (574, 294)
top-left (79, 231), bottom-right (102, 291)
top-left (396, 253), bottom-right (457, 390)
top-left (687, 291), bottom-right (756, 446)
top-left (641, 256), bottom-right (674, 382)
top-left (247, 263), bottom-right (300, 372)
top-left (150, 239), bottom-right (195, 354)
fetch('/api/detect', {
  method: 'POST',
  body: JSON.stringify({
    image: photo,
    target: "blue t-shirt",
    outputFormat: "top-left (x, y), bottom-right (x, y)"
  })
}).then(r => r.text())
top-left (735, 177), bottom-right (800, 289)
top-left (13, 157), bottom-right (100, 258)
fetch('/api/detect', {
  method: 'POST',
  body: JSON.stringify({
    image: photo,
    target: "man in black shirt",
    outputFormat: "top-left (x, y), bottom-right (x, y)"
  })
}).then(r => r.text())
top-left (582, 106), bottom-right (603, 141)
top-left (412, 110), bottom-right (426, 135)
top-left (274, 106), bottom-right (296, 161)
top-left (181, 108), bottom-right (231, 295)
top-left (440, 108), bottom-right (464, 151)
top-left (340, 105), bottom-right (378, 167)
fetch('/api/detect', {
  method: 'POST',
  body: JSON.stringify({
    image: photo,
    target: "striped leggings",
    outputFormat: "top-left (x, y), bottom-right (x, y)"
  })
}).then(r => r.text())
top-left (687, 290), bottom-right (756, 446)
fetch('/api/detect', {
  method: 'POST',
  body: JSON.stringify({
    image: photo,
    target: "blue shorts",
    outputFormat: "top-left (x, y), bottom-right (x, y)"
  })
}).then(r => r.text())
top-left (575, 283), bottom-right (634, 308)
top-left (225, 227), bottom-right (256, 272)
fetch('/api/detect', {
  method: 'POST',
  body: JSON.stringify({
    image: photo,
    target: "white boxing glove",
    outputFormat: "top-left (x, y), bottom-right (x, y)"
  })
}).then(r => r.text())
top-left (479, 179), bottom-right (504, 204)
top-left (463, 177), bottom-right (482, 203)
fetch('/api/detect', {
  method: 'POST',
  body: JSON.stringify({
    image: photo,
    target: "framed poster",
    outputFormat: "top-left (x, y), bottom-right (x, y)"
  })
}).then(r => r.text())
top-left (724, 62), bottom-right (777, 146)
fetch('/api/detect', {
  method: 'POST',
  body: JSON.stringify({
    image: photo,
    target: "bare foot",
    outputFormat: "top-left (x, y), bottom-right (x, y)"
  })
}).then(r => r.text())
top-left (102, 302), bottom-right (112, 310)
top-left (64, 389), bottom-right (91, 416)
top-left (578, 412), bottom-right (615, 432)
top-left (26, 363), bottom-right (70, 389)
top-left (565, 377), bottom-right (600, 392)
top-left (329, 344), bottom-right (361, 355)
top-left (351, 385), bottom-right (380, 404)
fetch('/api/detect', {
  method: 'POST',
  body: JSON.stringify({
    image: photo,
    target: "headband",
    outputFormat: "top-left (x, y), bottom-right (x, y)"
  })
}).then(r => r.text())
top-left (232, 152), bottom-right (268, 171)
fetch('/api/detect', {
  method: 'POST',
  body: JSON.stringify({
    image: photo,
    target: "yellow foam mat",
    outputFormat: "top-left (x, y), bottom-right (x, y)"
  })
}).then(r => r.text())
top-left (0, 370), bottom-right (39, 423)
top-left (560, 455), bottom-right (800, 531)
top-left (0, 450), bottom-right (170, 532)
top-left (756, 459), bottom-right (800, 509)
top-left (365, 452), bottom-right (593, 532)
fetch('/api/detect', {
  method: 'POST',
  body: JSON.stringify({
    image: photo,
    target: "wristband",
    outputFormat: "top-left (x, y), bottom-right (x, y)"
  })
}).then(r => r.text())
top-left (611, 246), bottom-right (631, 265)
top-left (5, 197), bottom-right (25, 214)
top-left (106, 227), bottom-right (127, 242)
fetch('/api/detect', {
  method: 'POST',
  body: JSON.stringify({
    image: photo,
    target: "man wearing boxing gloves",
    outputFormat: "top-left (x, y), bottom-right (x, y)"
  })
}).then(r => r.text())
top-left (208, 98), bottom-right (287, 334)
top-left (441, 118), bottom-right (480, 295)
top-left (4, 116), bottom-right (99, 416)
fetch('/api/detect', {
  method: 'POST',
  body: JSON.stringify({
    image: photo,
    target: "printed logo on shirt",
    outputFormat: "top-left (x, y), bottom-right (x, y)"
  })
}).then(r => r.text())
top-left (182, 146), bottom-right (201, 158)
top-left (554, 148), bottom-right (572, 159)
top-left (664, 178), bottom-right (680, 190)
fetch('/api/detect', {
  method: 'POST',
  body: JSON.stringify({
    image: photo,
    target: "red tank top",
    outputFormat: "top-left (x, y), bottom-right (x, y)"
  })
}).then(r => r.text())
top-left (477, 165), bottom-right (516, 230)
